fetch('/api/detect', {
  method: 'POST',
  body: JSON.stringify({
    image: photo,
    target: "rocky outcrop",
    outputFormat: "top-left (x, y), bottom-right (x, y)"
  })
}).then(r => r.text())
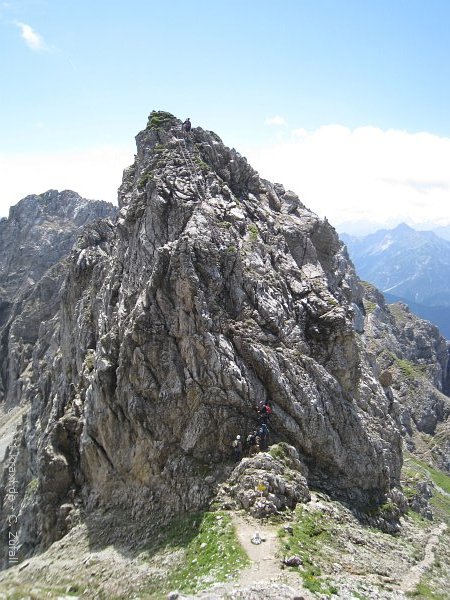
top-left (360, 282), bottom-right (450, 472)
top-left (0, 112), bottom-right (404, 566)
top-left (217, 444), bottom-right (310, 517)
top-left (0, 190), bottom-right (117, 408)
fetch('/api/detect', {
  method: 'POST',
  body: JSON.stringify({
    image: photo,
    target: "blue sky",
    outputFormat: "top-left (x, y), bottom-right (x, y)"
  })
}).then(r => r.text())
top-left (1, 0), bottom-right (449, 231)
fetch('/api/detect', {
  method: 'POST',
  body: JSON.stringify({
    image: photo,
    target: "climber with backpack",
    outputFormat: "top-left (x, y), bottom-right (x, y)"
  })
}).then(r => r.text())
top-left (258, 422), bottom-right (270, 451)
top-left (246, 430), bottom-right (256, 452)
top-left (232, 434), bottom-right (243, 461)
top-left (249, 432), bottom-right (261, 456)
top-left (257, 400), bottom-right (272, 424)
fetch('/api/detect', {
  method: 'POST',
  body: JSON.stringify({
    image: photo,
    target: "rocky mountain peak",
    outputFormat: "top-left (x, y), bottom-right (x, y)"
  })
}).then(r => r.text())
top-left (392, 222), bottom-right (414, 234)
top-left (0, 190), bottom-right (117, 407)
top-left (342, 223), bottom-right (450, 338)
top-left (1, 112), bottom-right (449, 598)
top-left (0, 111), bottom-right (409, 567)
top-left (0, 189), bottom-right (116, 296)
top-left (6, 189), bottom-right (113, 228)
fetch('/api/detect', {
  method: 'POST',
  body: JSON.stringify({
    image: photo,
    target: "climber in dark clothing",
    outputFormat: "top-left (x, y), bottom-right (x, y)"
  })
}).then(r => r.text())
top-left (232, 435), bottom-right (243, 461)
top-left (249, 434), bottom-right (261, 456)
top-left (258, 423), bottom-right (270, 451)
top-left (257, 400), bottom-right (272, 424)
top-left (246, 430), bottom-right (256, 449)
top-left (183, 118), bottom-right (191, 133)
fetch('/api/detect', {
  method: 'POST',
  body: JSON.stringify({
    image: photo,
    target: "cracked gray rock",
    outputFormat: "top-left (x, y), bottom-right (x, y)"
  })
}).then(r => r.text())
top-left (1, 112), bottom-right (406, 565)
top-left (0, 190), bottom-right (117, 409)
top-left (360, 282), bottom-right (450, 473)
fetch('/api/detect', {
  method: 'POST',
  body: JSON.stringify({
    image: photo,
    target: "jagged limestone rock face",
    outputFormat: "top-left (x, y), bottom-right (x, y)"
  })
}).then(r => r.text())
top-left (1, 113), bottom-right (404, 563)
top-left (0, 190), bottom-right (117, 407)
top-left (217, 444), bottom-right (310, 517)
top-left (360, 282), bottom-right (450, 472)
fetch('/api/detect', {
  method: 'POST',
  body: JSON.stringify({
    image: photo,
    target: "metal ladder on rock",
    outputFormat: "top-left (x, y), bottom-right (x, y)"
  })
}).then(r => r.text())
top-left (176, 130), bottom-right (207, 200)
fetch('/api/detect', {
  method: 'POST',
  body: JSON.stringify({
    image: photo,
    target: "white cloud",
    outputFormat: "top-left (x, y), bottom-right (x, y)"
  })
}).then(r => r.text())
top-left (1, 127), bottom-right (449, 235)
top-left (243, 125), bottom-right (450, 232)
top-left (0, 145), bottom-right (134, 216)
top-left (265, 115), bottom-right (287, 127)
top-left (15, 22), bottom-right (46, 51)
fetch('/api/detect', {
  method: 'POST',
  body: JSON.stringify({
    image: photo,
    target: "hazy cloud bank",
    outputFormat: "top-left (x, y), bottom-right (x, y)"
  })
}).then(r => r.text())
top-left (245, 125), bottom-right (450, 232)
top-left (1, 126), bottom-right (449, 233)
top-left (0, 145), bottom-right (134, 216)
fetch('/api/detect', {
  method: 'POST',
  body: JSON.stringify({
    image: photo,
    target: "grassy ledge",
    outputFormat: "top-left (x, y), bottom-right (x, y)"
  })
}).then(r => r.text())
top-left (278, 505), bottom-right (337, 595)
top-left (141, 510), bottom-right (249, 598)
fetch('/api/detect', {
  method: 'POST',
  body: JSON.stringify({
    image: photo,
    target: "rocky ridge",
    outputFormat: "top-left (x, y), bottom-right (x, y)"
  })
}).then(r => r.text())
top-left (0, 189), bottom-right (117, 409)
top-left (360, 282), bottom-right (450, 474)
top-left (0, 112), bottom-right (449, 598)
top-left (0, 112), bottom-right (407, 568)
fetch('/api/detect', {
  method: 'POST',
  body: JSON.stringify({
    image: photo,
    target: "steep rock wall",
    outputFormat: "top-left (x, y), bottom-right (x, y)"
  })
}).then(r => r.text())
top-left (0, 190), bottom-right (117, 408)
top-left (361, 282), bottom-right (450, 472)
top-left (0, 113), bottom-right (403, 564)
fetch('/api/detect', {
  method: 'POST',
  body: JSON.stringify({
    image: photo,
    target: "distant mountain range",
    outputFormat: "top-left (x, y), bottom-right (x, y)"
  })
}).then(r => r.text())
top-left (341, 223), bottom-right (450, 339)
top-left (432, 224), bottom-right (450, 241)
top-left (337, 221), bottom-right (450, 241)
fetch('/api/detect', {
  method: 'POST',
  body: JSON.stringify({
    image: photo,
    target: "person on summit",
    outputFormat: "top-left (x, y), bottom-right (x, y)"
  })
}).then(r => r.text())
top-left (183, 118), bottom-right (191, 134)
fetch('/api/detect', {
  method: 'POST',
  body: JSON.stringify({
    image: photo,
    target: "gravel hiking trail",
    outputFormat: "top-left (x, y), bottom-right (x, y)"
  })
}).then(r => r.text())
top-left (400, 522), bottom-right (448, 594)
top-left (231, 513), bottom-right (312, 598)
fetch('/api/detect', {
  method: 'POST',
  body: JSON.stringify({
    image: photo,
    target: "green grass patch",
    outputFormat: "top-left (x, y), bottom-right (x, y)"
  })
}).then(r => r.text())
top-left (406, 580), bottom-right (448, 599)
top-left (363, 497), bottom-right (399, 519)
top-left (381, 351), bottom-right (428, 380)
top-left (194, 156), bottom-right (209, 172)
top-left (268, 442), bottom-right (292, 464)
top-left (26, 478), bottom-right (39, 493)
top-left (300, 564), bottom-right (337, 595)
top-left (406, 507), bottom-right (429, 527)
top-left (406, 456), bottom-right (450, 495)
top-left (430, 490), bottom-right (450, 526)
top-left (269, 445), bottom-right (286, 462)
top-left (423, 465), bottom-right (450, 496)
top-left (166, 511), bottom-right (248, 594)
top-left (395, 359), bottom-right (428, 380)
top-left (363, 299), bottom-right (377, 313)
top-left (269, 443), bottom-right (307, 473)
top-left (278, 505), bottom-right (336, 594)
top-left (218, 220), bottom-right (232, 229)
top-left (140, 511), bottom-right (248, 597)
top-left (402, 484), bottom-right (417, 501)
top-left (146, 110), bottom-right (177, 130)
top-left (248, 223), bottom-right (259, 243)
top-left (403, 455), bottom-right (450, 525)
top-left (137, 172), bottom-right (154, 190)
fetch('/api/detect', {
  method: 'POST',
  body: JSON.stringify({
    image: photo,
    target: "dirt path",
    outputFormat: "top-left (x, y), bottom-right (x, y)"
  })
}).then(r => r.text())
top-left (230, 513), bottom-right (313, 598)
top-left (400, 522), bottom-right (448, 594)
top-left (231, 514), bottom-right (281, 584)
